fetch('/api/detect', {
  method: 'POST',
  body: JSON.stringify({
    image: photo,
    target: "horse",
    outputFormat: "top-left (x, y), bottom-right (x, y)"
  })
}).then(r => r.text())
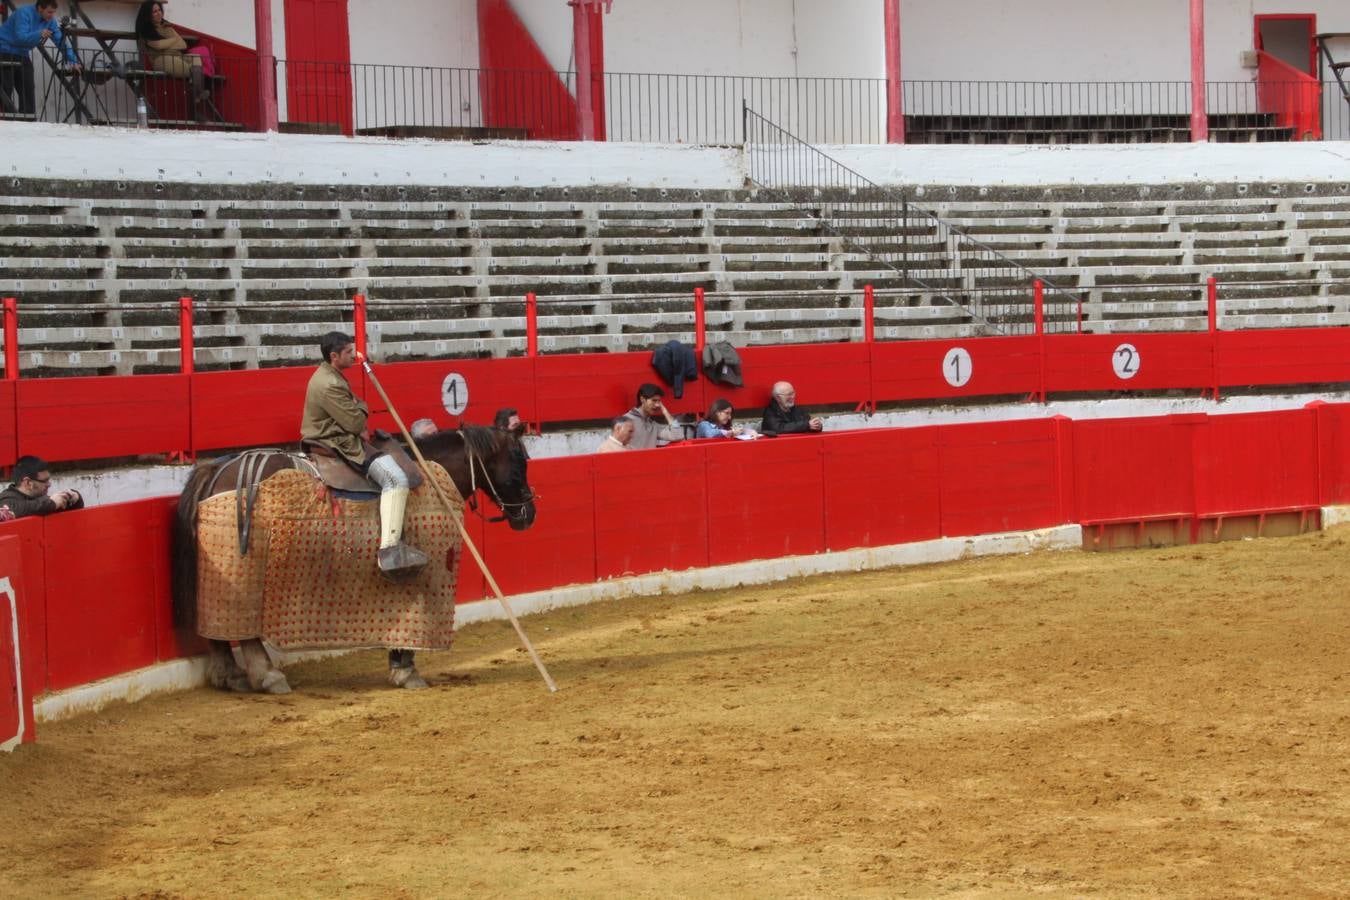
top-left (171, 424), bottom-right (536, 694)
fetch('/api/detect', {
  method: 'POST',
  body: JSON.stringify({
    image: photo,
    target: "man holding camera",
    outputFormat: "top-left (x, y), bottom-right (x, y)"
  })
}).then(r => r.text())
top-left (0, 1), bottom-right (82, 117)
top-left (0, 455), bottom-right (84, 520)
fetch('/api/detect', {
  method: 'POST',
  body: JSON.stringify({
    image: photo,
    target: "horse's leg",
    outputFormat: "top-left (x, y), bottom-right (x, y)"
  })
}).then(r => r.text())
top-left (206, 639), bottom-right (251, 692)
top-left (239, 639), bottom-right (292, 694)
top-left (387, 648), bottom-right (428, 690)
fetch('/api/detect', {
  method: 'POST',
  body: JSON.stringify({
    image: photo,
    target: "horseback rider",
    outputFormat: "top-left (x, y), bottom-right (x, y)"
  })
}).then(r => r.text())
top-left (301, 332), bottom-right (428, 580)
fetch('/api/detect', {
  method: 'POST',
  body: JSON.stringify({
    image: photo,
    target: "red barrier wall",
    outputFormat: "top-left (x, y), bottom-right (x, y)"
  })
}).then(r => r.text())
top-left (536, 352), bottom-right (706, 423)
top-left (1216, 329), bottom-right (1350, 390)
top-left (18, 375), bottom-right (190, 462)
top-left (0, 380), bottom-right (16, 468)
top-left (872, 336), bottom-right (1042, 402)
top-left (364, 357), bottom-right (539, 432)
top-left (1072, 415), bottom-right (1203, 524)
top-left (11, 403), bottom-right (1350, 718)
top-left (0, 534), bottom-right (35, 746)
top-left (821, 427), bottom-right (942, 551)
top-left (191, 367), bottom-right (314, 452)
top-left (1045, 333), bottom-right (1215, 394)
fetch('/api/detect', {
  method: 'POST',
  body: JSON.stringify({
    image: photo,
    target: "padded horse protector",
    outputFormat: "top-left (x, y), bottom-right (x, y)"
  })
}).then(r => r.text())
top-left (195, 463), bottom-right (463, 652)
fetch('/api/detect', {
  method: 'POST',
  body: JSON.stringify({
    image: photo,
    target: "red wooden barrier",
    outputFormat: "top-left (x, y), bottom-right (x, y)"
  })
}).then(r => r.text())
top-left (705, 436), bottom-right (826, 566)
top-left (452, 507), bottom-right (487, 604)
top-left (481, 454), bottom-right (597, 598)
top-left (593, 443), bottom-right (709, 578)
top-left (937, 419), bottom-right (1064, 537)
top-left (363, 357), bottom-right (539, 432)
top-left (821, 427), bottom-right (941, 551)
top-left (18, 374), bottom-right (190, 462)
top-left (1195, 409), bottom-right (1320, 518)
top-left (1216, 328), bottom-right (1350, 390)
top-left (190, 366), bottom-right (314, 452)
top-left (1044, 333), bottom-right (1216, 395)
top-left (1309, 401), bottom-right (1350, 506)
top-left (1071, 414), bottom-right (1203, 524)
top-left (0, 380), bottom-right (16, 468)
top-left (0, 533), bottom-right (36, 746)
top-left (535, 351), bottom-right (705, 423)
top-left (2, 297), bottom-right (17, 382)
top-left (42, 500), bottom-right (169, 690)
top-left (871, 336), bottom-right (1041, 403)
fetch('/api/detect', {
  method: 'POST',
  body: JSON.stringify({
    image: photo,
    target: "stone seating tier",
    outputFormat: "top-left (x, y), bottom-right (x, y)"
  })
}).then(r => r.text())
top-left (0, 180), bottom-right (1347, 375)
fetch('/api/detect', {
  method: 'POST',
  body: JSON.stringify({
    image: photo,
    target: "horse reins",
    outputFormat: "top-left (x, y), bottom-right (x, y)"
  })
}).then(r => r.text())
top-left (459, 433), bottom-right (534, 524)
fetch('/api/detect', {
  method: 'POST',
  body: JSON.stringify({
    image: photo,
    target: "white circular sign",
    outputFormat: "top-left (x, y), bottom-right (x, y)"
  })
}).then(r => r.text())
top-left (440, 372), bottom-right (469, 415)
top-left (942, 347), bottom-right (973, 388)
top-left (1112, 343), bottom-right (1140, 380)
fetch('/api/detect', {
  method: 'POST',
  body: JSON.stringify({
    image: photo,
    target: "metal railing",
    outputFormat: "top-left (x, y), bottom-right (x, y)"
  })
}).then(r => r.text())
top-left (5, 57), bottom-right (1350, 144)
top-left (743, 105), bottom-right (1082, 336)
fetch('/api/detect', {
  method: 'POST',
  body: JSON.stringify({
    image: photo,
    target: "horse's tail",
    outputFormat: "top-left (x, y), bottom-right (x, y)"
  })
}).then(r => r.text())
top-left (171, 462), bottom-right (217, 633)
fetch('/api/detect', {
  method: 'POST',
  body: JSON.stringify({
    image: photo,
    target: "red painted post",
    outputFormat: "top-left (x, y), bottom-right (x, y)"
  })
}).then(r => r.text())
top-left (1034, 280), bottom-right (1047, 403)
top-left (1189, 0), bottom-right (1209, 142)
top-left (884, 0), bottom-right (904, 143)
top-left (352, 294), bottom-right (368, 359)
top-left (571, 0), bottom-right (595, 141)
top-left (863, 284), bottom-right (875, 343)
top-left (254, 0), bottom-right (279, 132)
top-left (693, 287), bottom-right (706, 357)
top-left (526, 292), bottom-right (538, 357)
top-left (178, 296), bottom-right (194, 375)
top-left (2, 297), bottom-right (17, 381)
top-left (1207, 276), bottom-right (1220, 400)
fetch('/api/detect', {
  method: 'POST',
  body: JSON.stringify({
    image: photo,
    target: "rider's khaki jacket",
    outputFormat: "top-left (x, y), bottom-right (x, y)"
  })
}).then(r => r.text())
top-left (301, 361), bottom-right (369, 467)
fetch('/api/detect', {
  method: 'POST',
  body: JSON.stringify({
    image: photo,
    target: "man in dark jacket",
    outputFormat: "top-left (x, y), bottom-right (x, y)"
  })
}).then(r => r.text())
top-left (0, 455), bottom-right (83, 519)
top-left (760, 381), bottom-right (823, 435)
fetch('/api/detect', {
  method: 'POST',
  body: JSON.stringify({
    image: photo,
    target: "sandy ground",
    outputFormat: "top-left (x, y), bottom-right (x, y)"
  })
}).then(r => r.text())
top-left (3, 528), bottom-right (1350, 898)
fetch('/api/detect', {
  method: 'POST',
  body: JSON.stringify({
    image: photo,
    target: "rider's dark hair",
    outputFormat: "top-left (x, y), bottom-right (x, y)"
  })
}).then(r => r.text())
top-left (37, 0), bottom-right (60, 10)
top-left (493, 407), bottom-right (518, 429)
top-left (635, 383), bottom-right (664, 405)
top-left (13, 455), bottom-right (49, 484)
top-left (319, 331), bottom-right (354, 364)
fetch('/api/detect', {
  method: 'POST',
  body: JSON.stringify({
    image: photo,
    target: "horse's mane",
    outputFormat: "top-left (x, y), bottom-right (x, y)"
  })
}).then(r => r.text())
top-left (415, 423), bottom-right (507, 460)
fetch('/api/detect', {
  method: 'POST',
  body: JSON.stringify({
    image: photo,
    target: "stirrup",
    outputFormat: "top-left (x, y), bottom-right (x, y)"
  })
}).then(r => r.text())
top-left (378, 541), bottom-right (429, 583)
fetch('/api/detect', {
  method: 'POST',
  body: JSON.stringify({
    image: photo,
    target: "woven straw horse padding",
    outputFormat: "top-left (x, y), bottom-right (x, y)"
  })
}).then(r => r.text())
top-left (196, 465), bottom-right (464, 651)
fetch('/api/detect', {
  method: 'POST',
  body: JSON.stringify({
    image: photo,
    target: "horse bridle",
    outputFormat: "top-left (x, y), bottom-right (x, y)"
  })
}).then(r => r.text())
top-left (459, 433), bottom-right (535, 523)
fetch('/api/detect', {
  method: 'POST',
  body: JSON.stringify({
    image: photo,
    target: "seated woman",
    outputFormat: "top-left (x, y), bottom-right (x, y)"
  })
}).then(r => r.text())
top-left (135, 0), bottom-right (215, 119)
top-left (696, 398), bottom-right (756, 439)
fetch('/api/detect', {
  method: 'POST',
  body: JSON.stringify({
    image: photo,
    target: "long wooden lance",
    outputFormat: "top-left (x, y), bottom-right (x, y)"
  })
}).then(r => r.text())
top-left (359, 354), bottom-right (558, 693)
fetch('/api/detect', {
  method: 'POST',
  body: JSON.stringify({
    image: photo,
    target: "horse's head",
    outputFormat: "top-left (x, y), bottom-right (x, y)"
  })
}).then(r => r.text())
top-left (482, 428), bottom-right (537, 531)
top-left (419, 425), bottom-right (536, 530)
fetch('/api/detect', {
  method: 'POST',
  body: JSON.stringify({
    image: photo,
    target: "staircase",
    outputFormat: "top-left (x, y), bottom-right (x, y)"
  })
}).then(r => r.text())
top-left (1317, 32), bottom-right (1350, 112)
top-left (742, 104), bottom-right (1083, 336)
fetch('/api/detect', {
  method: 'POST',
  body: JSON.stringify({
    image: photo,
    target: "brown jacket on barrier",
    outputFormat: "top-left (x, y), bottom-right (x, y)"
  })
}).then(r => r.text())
top-left (301, 361), bottom-right (369, 468)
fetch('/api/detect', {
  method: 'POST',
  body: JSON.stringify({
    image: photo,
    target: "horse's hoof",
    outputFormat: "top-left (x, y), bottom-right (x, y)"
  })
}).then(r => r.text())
top-left (226, 672), bottom-right (252, 693)
top-left (260, 670), bottom-right (292, 694)
top-left (389, 666), bottom-right (428, 690)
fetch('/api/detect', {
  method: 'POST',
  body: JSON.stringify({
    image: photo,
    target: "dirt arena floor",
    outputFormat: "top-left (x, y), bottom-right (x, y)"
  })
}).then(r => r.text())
top-left (3, 527), bottom-right (1350, 898)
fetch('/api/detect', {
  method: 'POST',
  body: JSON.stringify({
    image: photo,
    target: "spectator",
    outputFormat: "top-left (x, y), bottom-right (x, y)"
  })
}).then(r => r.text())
top-left (409, 418), bottom-right (438, 439)
top-left (596, 417), bottom-right (634, 454)
top-left (696, 398), bottom-right (755, 440)
top-left (135, 1), bottom-right (213, 119)
top-left (0, 455), bottom-right (84, 519)
top-left (760, 381), bottom-right (822, 435)
top-left (0, 1), bottom-right (80, 118)
top-left (493, 407), bottom-right (525, 438)
top-left (622, 383), bottom-right (684, 449)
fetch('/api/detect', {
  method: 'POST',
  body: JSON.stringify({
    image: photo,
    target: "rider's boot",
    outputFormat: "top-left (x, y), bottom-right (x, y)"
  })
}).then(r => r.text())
top-left (377, 486), bottom-right (428, 583)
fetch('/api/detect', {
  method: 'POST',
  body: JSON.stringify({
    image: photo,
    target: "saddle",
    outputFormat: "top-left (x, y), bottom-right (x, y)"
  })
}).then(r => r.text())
top-left (302, 432), bottom-right (425, 494)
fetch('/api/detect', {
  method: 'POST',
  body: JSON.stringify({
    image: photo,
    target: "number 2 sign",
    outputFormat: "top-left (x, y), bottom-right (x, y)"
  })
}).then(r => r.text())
top-left (1112, 344), bottom-right (1140, 380)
